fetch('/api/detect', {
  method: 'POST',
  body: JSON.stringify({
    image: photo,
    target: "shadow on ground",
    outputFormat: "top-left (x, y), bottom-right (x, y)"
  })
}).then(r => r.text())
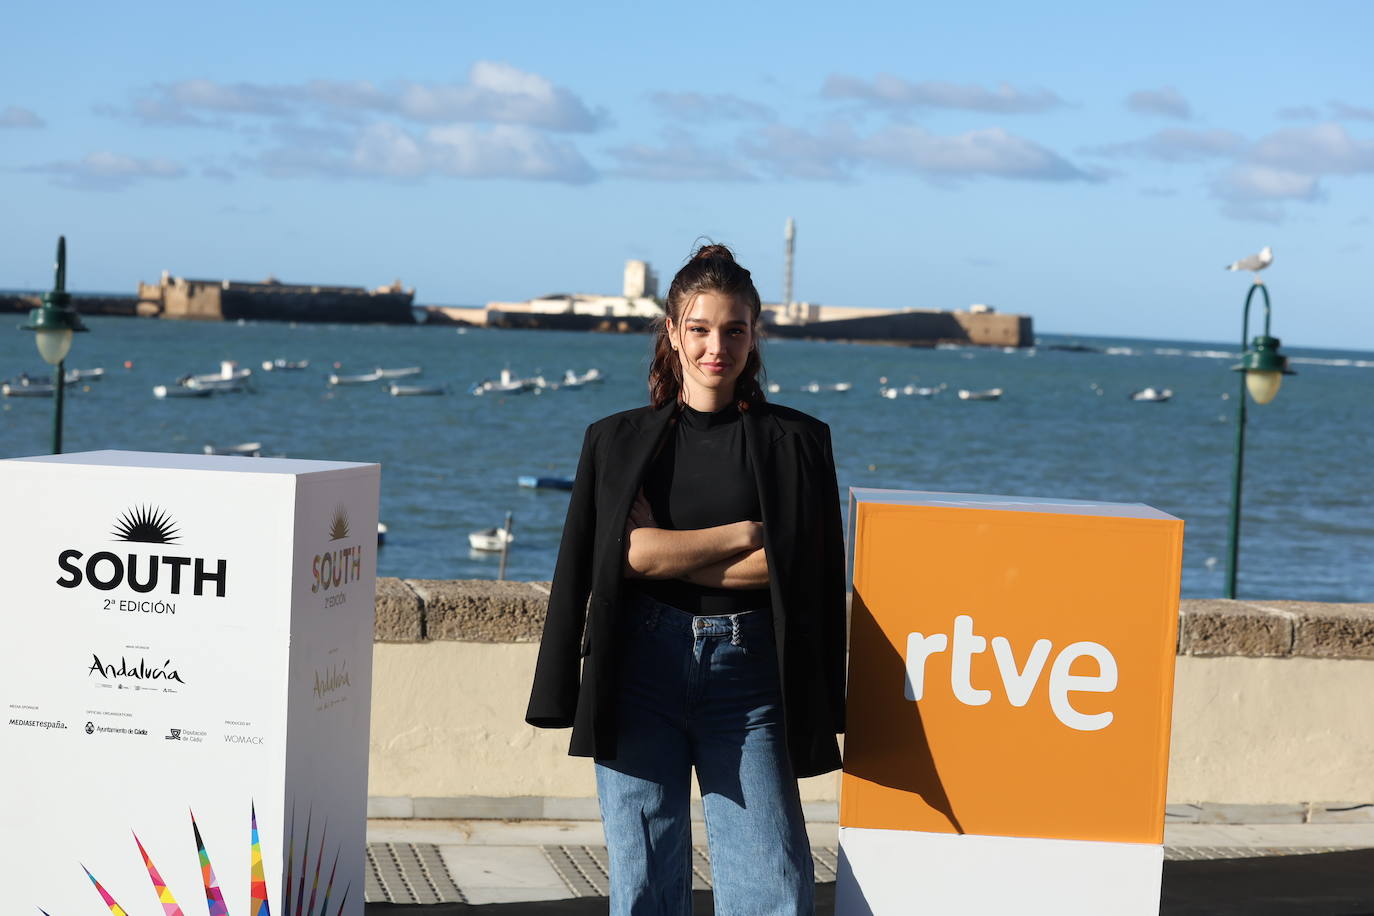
top-left (366, 884), bottom-right (836, 915)
top-left (366, 851), bottom-right (1374, 915)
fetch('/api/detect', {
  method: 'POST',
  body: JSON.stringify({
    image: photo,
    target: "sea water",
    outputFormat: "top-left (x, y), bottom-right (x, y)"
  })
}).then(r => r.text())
top-left (1, 316), bottom-right (1369, 601)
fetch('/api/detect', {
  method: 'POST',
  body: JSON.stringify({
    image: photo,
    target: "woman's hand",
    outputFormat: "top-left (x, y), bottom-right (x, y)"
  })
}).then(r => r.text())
top-left (624, 511), bottom-right (766, 581)
top-left (627, 489), bottom-right (657, 532)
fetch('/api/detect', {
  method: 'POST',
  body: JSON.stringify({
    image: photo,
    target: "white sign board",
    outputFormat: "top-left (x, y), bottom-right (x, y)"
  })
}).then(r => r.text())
top-left (0, 450), bottom-right (378, 916)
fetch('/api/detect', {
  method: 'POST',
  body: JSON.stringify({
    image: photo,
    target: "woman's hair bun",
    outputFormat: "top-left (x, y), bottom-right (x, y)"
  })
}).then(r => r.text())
top-left (692, 243), bottom-right (736, 263)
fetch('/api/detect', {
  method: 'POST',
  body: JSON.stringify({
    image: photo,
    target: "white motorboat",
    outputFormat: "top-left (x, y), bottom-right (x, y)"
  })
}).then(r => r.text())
top-left (879, 387), bottom-right (899, 399)
top-left (204, 442), bottom-right (263, 456)
top-left (185, 377), bottom-right (247, 393)
top-left (376, 366), bottom-right (423, 379)
top-left (153, 385), bottom-right (213, 399)
top-left (190, 360), bottom-right (252, 384)
top-left (3, 383), bottom-right (55, 397)
top-left (388, 383), bottom-right (446, 396)
top-left (468, 527), bottom-right (514, 552)
top-left (1130, 387), bottom-right (1173, 402)
top-left (565, 368), bottom-right (603, 386)
top-left (903, 384), bottom-right (944, 397)
top-left (261, 359), bottom-right (310, 371)
top-left (472, 368), bottom-right (535, 396)
top-left (66, 367), bottom-right (104, 382)
top-left (958, 388), bottom-right (1004, 401)
top-left (329, 370), bottom-right (384, 385)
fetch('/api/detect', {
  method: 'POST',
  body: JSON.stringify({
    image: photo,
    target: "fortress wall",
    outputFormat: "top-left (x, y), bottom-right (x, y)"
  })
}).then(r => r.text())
top-left (363, 580), bottom-right (1374, 817)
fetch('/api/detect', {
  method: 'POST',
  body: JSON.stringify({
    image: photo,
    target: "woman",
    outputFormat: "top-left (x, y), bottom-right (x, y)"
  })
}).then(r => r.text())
top-left (526, 244), bottom-right (847, 915)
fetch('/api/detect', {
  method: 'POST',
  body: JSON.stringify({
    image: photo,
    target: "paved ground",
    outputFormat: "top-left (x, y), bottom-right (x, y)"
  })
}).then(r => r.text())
top-left (362, 818), bottom-right (1374, 914)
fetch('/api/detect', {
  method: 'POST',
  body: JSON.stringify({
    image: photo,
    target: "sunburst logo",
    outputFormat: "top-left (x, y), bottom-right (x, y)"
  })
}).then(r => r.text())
top-left (328, 506), bottom-right (350, 541)
top-left (112, 506), bottom-right (180, 544)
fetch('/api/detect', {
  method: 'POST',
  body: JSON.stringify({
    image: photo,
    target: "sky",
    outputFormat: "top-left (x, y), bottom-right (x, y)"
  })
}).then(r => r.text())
top-left (2, 0), bottom-right (1371, 349)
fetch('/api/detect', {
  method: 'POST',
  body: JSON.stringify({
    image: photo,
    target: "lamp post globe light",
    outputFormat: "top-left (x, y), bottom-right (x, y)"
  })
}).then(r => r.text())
top-left (1224, 278), bottom-right (1295, 600)
top-left (20, 236), bottom-right (88, 454)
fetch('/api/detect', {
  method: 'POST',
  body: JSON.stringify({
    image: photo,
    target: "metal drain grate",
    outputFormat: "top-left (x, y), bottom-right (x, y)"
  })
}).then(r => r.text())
top-left (1164, 845), bottom-right (1365, 861)
top-left (543, 845), bottom-right (840, 897)
top-left (365, 842), bottom-right (466, 904)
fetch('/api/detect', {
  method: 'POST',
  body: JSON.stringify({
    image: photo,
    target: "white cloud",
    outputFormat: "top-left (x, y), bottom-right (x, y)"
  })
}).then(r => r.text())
top-left (256, 122), bottom-right (595, 183)
top-left (822, 74), bottom-right (1066, 114)
top-left (863, 125), bottom-right (1092, 181)
top-left (739, 124), bottom-right (856, 180)
top-left (1092, 128), bottom-right (1246, 162)
top-left (27, 152), bottom-right (187, 190)
top-left (608, 129), bottom-right (757, 181)
top-left (1124, 87), bottom-right (1192, 120)
top-left (1250, 123), bottom-right (1374, 176)
top-left (115, 63), bottom-right (605, 133)
top-left (649, 92), bottom-right (775, 124)
top-left (0, 105), bottom-right (44, 128)
top-left (1210, 165), bottom-right (1322, 223)
top-left (1329, 101), bottom-right (1374, 121)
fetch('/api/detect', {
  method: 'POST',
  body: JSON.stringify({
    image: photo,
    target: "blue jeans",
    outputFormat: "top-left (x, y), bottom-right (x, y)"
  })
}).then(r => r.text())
top-left (596, 593), bottom-right (814, 915)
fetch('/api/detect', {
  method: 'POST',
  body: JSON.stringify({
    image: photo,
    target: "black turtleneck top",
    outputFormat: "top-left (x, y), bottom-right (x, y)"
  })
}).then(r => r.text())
top-left (636, 403), bottom-right (772, 614)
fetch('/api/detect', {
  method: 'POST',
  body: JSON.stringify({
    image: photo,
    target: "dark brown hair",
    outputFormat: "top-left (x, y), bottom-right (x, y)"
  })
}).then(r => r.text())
top-left (648, 242), bottom-right (767, 410)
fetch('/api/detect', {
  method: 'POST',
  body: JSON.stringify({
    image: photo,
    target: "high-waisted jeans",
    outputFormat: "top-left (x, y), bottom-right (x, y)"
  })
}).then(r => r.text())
top-left (595, 592), bottom-right (814, 915)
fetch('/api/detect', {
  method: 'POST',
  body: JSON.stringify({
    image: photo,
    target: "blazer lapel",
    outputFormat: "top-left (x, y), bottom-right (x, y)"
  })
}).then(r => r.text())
top-left (743, 404), bottom-right (791, 666)
top-left (595, 401), bottom-right (678, 588)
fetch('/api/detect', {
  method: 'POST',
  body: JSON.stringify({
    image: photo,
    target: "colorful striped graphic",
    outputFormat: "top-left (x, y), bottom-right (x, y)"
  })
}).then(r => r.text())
top-left (191, 810), bottom-right (230, 916)
top-left (81, 864), bottom-right (130, 916)
top-left (46, 801), bottom-right (345, 916)
top-left (250, 803), bottom-right (272, 916)
top-left (134, 832), bottom-right (186, 916)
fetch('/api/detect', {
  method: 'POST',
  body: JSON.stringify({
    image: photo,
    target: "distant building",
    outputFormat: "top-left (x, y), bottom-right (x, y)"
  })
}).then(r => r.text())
top-left (137, 273), bottom-right (416, 324)
top-left (623, 260), bottom-right (659, 299)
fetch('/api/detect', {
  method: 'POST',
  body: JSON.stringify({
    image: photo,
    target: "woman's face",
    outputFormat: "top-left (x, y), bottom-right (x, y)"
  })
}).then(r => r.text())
top-left (667, 291), bottom-right (754, 410)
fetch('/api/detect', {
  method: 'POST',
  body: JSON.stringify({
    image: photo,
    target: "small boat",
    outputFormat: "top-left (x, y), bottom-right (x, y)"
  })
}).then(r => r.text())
top-left (903, 384), bottom-right (943, 397)
top-left (329, 370), bottom-right (384, 385)
top-left (879, 387), bottom-right (899, 400)
top-left (66, 367), bottom-right (105, 382)
top-left (564, 368), bottom-right (603, 386)
top-left (958, 388), bottom-right (1004, 401)
top-left (190, 360), bottom-right (252, 384)
top-left (472, 368), bottom-right (535, 396)
top-left (261, 359), bottom-right (310, 371)
top-left (153, 385), bottom-right (213, 399)
top-left (185, 377), bottom-right (247, 393)
top-left (388, 383), bottom-right (446, 396)
top-left (204, 442), bottom-right (263, 457)
top-left (1130, 387), bottom-right (1173, 402)
top-left (377, 522), bottom-right (388, 547)
top-left (518, 475), bottom-right (575, 490)
top-left (766, 382), bottom-right (782, 394)
top-left (801, 381), bottom-right (853, 393)
top-left (3, 383), bottom-right (56, 397)
top-left (468, 527), bottom-right (515, 552)
top-left (376, 366), bottom-right (423, 379)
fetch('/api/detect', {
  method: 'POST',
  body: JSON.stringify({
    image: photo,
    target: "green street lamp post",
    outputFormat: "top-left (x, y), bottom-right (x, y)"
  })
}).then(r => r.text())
top-left (21, 237), bottom-right (88, 454)
top-left (1224, 280), bottom-right (1295, 599)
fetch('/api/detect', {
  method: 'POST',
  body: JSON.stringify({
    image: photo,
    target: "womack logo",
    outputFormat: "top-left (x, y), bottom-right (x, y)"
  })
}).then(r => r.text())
top-left (89, 653), bottom-right (187, 684)
top-left (312, 505), bottom-right (364, 594)
top-left (56, 506), bottom-right (229, 598)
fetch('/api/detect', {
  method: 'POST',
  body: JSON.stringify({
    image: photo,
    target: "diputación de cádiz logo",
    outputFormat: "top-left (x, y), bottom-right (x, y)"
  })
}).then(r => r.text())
top-left (55, 505), bottom-right (230, 603)
top-left (313, 504), bottom-right (364, 595)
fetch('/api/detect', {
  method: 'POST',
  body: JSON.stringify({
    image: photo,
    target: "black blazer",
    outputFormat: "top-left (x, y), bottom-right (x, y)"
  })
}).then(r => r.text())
top-left (525, 399), bottom-right (847, 778)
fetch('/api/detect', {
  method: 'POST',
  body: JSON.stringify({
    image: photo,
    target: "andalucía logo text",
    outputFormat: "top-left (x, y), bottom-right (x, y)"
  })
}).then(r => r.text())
top-left (88, 654), bottom-right (186, 684)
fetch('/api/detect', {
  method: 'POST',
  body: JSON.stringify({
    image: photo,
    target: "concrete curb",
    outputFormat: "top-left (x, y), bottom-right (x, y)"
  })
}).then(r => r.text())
top-left (372, 581), bottom-right (1374, 660)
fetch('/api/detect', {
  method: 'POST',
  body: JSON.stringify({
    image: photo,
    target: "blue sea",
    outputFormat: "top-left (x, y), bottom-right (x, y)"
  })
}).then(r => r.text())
top-left (2, 316), bottom-right (1370, 601)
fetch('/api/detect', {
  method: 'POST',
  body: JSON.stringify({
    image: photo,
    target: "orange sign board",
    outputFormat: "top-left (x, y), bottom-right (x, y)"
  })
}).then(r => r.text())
top-left (841, 489), bottom-right (1184, 845)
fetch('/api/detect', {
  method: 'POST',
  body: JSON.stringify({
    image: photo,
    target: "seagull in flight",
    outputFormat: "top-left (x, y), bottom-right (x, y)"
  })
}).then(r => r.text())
top-left (1225, 246), bottom-right (1273, 278)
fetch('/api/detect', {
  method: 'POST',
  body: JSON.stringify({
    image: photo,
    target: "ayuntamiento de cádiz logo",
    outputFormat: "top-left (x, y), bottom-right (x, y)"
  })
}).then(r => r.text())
top-left (55, 505), bottom-right (229, 601)
top-left (312, 504), bottom-right (364, 594)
